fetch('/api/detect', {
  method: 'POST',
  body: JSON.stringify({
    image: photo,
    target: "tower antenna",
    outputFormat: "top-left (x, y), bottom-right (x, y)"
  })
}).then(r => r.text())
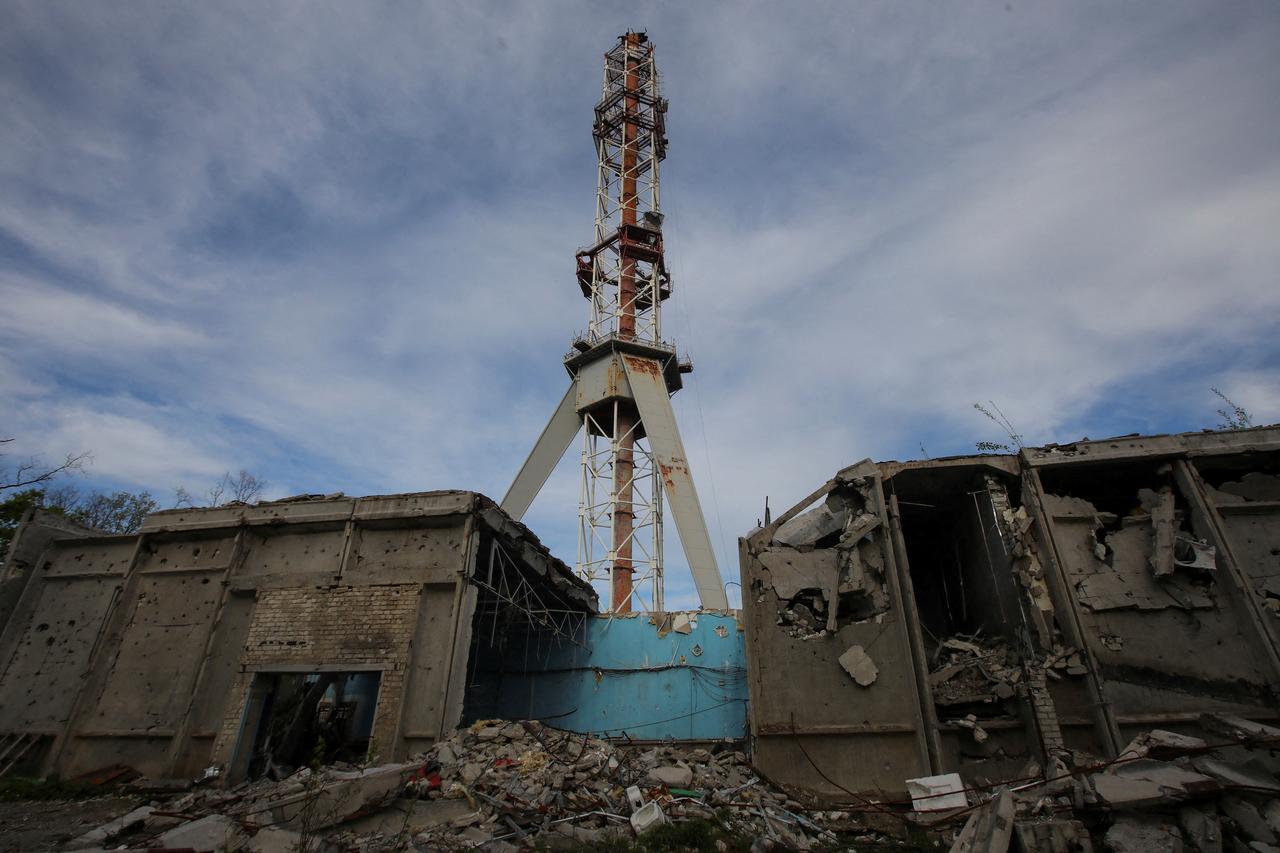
top-left (501, 32), bottom-right (727, 614)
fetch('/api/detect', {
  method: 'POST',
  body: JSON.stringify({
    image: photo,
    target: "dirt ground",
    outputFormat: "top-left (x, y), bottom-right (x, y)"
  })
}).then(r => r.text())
top-left (0, 796), bottom-right (139, 852)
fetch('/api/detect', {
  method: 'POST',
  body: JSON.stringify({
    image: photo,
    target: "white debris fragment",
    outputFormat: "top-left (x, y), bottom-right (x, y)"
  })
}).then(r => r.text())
top-left (838, 644), bottom-right (878, 686)
top-left (905, 772), bottom-right (968, 811)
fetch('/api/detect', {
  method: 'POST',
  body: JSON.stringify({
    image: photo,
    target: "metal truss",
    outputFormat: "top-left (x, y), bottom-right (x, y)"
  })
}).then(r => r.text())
top-left (579, 33), bottom-right (669, 346)
top-left (472, 538), bottom-right (588, 648)
top-left (577, 403), bottom-right (665, 613)
top-left (501, 33), bottom-right (728, 615)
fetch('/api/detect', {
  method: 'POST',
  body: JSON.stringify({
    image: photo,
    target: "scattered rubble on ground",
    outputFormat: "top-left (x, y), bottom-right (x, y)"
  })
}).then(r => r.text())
top-left (20, 711), bottom-right (1280, 852)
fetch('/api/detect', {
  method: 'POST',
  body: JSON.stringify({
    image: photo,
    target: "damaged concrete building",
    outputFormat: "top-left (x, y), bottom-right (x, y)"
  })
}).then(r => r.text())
top-left (741, 426), bottom-right (1280, 800)
top-left (0, 491), bottom-right (600, 782)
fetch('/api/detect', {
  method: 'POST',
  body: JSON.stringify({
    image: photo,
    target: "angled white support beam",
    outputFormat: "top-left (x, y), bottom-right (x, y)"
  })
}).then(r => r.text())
top-left (621, 355), bottom-right (729, 610)
top-left (501, 382), bottom-right (581, 520)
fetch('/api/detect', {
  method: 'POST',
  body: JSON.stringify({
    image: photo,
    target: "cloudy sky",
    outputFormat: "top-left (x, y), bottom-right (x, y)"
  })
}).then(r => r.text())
top-left (3, 1), bottom-right (1278, 608)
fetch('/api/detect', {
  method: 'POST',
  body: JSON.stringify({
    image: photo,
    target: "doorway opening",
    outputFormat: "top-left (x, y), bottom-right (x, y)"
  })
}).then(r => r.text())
top-left (237, 670), bottom-right (381, 780)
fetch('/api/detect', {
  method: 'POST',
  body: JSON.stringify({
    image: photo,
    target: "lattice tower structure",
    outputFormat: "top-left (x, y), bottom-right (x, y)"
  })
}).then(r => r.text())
top-left (501, 32), bottom-right (727, 615)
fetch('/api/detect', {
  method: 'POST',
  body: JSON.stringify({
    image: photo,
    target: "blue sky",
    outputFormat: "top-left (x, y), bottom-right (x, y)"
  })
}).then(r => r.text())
top-left (3, 1), bottom-right (1278, 608)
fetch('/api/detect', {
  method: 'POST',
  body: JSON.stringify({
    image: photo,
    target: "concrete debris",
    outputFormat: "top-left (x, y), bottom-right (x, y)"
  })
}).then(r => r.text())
top-left (64, 805), bottom-right (155, 850)
top-left (839, 644), bottom-right (879, 686)
top-left (1118, 729), bottom-right (1209, 761)
top-left (1100, 758), bottom-right (1218, 801)
top-left (997, 502), bottom-right (1056, 647)
top-left (648, 764), bottom-right (694, 787)
top-left (949, 789), bottom-right (1014, 853)
top-left (1012, 819), bottom-right (1094, 852)
top-left (928, 632), bottom-right (1083, 714)
top-left (151, 813), bottom-right (247, 852)
top-left (954, 714), bottom-right (990, 743)
top-left (50, 719), bottom-right (880, 851)
top-left (1179, 804), bottom-right (1223, 853)
top-left (1219, 472), bottom-right (1280, 503)
top-left (35, 713), bottom-right (1280, 852)
top-left (1102, 814), bottom-right (1184, 852)
top-left (773, 496), bottom-right (850, 547)
top-left (759, 480), bottom-right (890, 639)
top-left (1222, 795), bottom-right (1278, 845)
top-left (907, 772), bottom-right (968, 812)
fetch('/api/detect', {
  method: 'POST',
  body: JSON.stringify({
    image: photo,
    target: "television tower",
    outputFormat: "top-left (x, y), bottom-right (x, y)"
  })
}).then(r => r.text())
top-left (501, 32), bottom-right (727, 614)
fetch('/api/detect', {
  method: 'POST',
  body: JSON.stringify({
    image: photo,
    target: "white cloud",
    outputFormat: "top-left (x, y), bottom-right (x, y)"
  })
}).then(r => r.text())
top-left (2, 1), bottom-right (1277, 608)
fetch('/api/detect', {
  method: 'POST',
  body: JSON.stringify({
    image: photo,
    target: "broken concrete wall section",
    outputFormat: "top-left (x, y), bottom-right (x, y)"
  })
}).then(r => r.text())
top-left (741, 427), bottom-right (1280, 802)
top-left (0, 491), bottom-right (598, 782)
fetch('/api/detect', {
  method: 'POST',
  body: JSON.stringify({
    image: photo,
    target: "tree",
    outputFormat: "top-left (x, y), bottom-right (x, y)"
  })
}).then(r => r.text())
top-left (0, 438), bottom-right (90, 493)
top-left (0, 489), bottom-right (46, 559)
top-left (175, 469), bottom-right (267, 508)
top-left (43, 484), bottom-right (158, 533)
top-left (0, 486), bottom-right (159, 559)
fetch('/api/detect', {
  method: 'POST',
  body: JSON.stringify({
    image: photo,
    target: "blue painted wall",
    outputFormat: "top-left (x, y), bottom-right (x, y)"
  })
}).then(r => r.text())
top-left (492, 612), bottom-right (748, 741)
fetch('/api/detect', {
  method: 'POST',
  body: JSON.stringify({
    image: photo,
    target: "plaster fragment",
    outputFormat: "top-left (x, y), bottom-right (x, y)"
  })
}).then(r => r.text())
top-left (838, 645), bottom-right (878, 687)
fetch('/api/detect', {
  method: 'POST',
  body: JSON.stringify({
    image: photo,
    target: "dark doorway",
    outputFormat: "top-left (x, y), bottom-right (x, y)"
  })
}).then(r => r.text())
top-left (242, 671), bottom-right (381, 780)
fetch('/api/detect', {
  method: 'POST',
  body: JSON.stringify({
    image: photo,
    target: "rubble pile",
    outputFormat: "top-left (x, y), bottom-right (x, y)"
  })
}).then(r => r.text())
top-left (45, 713), bottom-right (1280, 852)
top-left (929, 634), bottom-right (1087, 709)
top-left (947, 712), bottom-right (1280, 853)
top-left (929, 636), bottom-right (1021, 708)
top-left (53, 720), bottom-right (892, 852)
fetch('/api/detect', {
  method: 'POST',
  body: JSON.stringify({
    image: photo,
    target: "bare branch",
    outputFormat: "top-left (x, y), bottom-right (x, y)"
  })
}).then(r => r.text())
top-left (0, 441), bottom-right (91, 493)
top-left (1211, 388), bottom-right (1254, 431)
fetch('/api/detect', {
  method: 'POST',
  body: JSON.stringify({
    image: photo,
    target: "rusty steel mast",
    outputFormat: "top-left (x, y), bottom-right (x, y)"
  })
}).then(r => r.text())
top-left (501, 32), bottom-right (727, 614)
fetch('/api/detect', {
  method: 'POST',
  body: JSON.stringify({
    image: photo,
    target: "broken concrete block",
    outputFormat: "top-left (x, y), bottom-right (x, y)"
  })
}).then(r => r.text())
top-left (1223, 795), bottom-right (1278, 845)
top-left (1012, 819), bottom-right (1093, 853)
top-left (906, 773), bottom-right (968, 812)
top-left (1179, 805), bottom-right (1223, 853)
top-left (672, 612), bottom-right (693, 634)
top-left (64, 805), bottom-right (155, 850)
top-left (153, 814), bottom-right (247, 852)
top-left (1091, 773), bottom-right (1177, 809)
top-left (1265, 800), bottom-right (1280, 836)
top-left (1200, 713), bottom-right (1280, 744)
top-left (649, 764), bottom-right (694, 787)
top-left (954, 715), bottom-right (990, 744)
top-left (262, 762), bottom-right (418, 830)
top-left (1193, 757), bottom-right (1280, 794)
top-left (948, 789), bottom-right (1013, 853)
top-left (838, 645), bottom-right (878, 686)
top-left (247, 826), bottom-right (306, 853)
top-left (1118, 729), bottom-right (1208, 761)
top-left (774, 502), bottom-right (850, 547)
top-left (759, 548), bottom-right (840, 602)
top-left (1103, 815), bottom-right (1183, 853)
top-left (1111, 758), bottom-right (1218, 799)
